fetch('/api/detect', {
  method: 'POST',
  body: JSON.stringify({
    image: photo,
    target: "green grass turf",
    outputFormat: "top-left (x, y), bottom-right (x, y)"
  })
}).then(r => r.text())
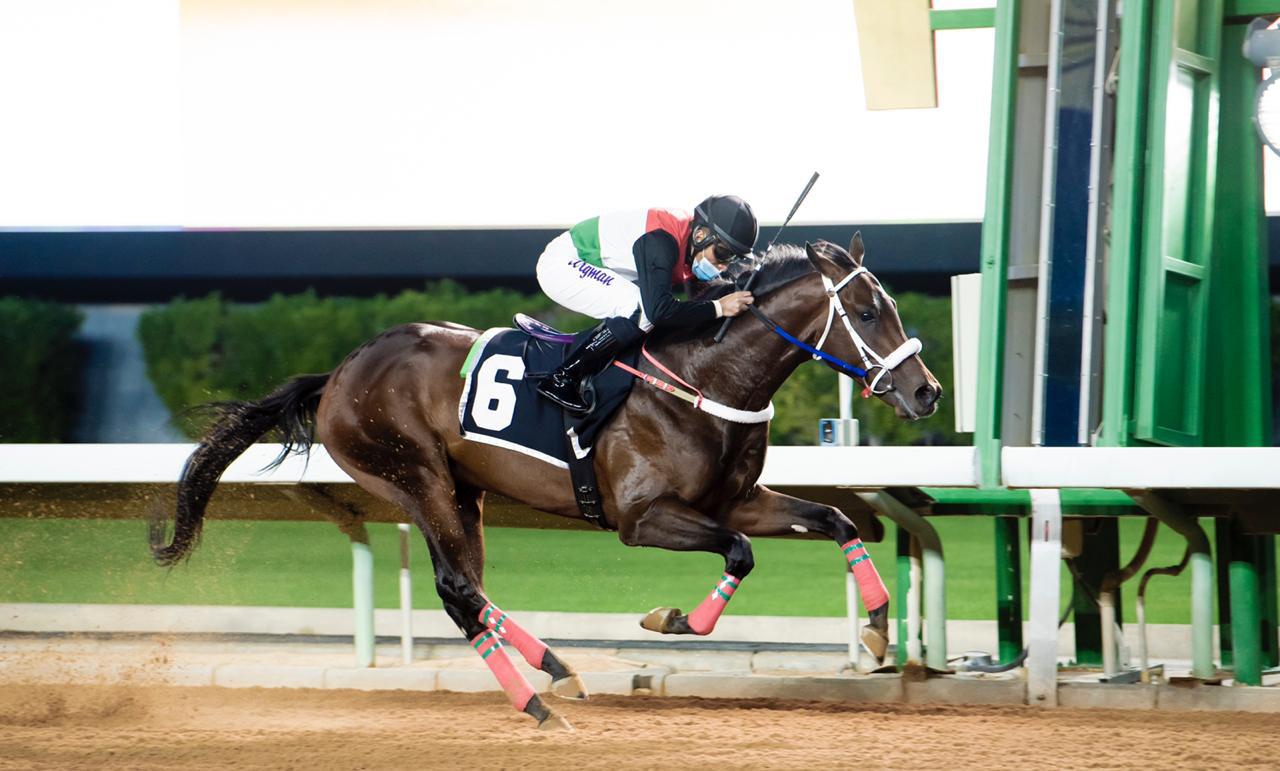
top-left (0, 516), bottom-right (1268, 624)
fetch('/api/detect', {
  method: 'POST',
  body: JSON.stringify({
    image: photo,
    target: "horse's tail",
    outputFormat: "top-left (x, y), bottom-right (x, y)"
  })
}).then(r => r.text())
top-left (149, 372), bottom-right (331, 566)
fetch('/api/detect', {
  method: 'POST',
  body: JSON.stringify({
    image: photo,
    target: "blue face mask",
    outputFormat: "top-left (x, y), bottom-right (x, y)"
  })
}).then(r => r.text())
top-left (692, 255), bottom-right (722, 282)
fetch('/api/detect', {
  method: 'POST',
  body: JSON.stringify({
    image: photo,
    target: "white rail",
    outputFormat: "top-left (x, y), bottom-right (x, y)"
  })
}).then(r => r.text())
top-left (1003, 447), bottom-right (1280, 489)
top-left (0, 443), bottom-right (981, 488)
top-left (0, 443), bottom-right (978, 674)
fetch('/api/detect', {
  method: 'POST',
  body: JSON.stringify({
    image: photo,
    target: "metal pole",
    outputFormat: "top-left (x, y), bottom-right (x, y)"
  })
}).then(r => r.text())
top-left (838, 375), bottom-right (853, 421)
top-left (1227, 519), bottom-right (1262, 686)
top-left (1136, 591), bottom-right (1150, 682)
top-left (1027, 489), bottom-right (1063, 706)
top-left (1262, 535), bottom-right (1279, 669)
top-left (974, 0), bottom-right (1023, 486)
top-left (908, 536), bottom-right (924, 665)
top-left (399, 523), bottom-right (414, 667)
top-left (994, 516), bottom-right (1024, 663)
top-left (833, 377), bottom-right (859, 670)
top-left (896, 526), bottom-right (912, 667)
top-left (1099, 589), bottom-right (1118, 675)
top-left (845, 571), bottom-right (861, 671)
top-left (1128, 491), bottom-right (1214, 679)
top-left (856, 491), bottom-right (945, 670)
top-left (351, 539), bottom-right (376, 668)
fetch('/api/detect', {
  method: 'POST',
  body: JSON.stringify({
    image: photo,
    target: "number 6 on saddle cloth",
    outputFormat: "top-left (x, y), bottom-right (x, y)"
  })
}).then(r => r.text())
top-left (458, 316), bottom-right (642, 528)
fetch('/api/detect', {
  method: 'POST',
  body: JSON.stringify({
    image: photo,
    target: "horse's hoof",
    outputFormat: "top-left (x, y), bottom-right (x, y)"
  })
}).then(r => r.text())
top-left (538, 712), bottom-right (575, 732)
top-left (640, 607), bottom-right (677, 633)
top-left (861, 624), bottom-right (889, 662)
top-left (551, 673), bottom-right (589, 701)
top-left (640, 607), bottom-right (693, 635)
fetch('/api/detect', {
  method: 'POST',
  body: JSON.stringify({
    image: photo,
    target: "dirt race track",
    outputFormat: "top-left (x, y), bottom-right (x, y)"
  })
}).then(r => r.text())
top-left (0, 684), bottom-right (1277, 770)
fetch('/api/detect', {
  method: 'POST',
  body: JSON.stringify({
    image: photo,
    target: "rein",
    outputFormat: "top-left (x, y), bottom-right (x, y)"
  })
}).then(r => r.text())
top-left (612, 344), bottom-right (775, 425)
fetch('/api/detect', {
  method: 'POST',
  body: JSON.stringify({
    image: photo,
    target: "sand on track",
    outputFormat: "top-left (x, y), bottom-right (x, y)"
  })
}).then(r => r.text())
top-left (0, 684), bottom-right (1276, 770)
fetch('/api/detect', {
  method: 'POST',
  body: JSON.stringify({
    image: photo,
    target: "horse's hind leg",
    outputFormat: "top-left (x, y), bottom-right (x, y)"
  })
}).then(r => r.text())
top-left (333, 457), bottom-right (570, 730)
top-left (416, 495), bottom-right (571, 730)
top-left (474, 600), bottom-right (588, 701)
top-left (456, 482), bottom-right (588, 701)
top-left (618, 496), bottom-right (756, 636)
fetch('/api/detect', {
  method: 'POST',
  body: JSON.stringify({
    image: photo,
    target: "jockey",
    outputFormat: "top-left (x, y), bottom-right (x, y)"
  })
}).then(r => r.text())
top-left (536, 194), bottom-right (759, 414)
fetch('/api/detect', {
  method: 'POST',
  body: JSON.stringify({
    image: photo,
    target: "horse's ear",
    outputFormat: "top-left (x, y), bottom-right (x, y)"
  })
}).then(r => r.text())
top-left (849, 231), bottom-right (865, 268)
top-left (805, 241), bottom-right (846, 282)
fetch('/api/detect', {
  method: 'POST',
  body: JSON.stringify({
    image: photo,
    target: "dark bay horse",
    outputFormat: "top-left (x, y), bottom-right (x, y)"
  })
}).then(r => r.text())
top-left (151, 237), bottom-right (941, 730)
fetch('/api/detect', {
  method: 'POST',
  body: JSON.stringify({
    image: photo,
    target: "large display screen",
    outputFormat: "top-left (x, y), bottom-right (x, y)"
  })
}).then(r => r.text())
top-left (2, 1), bottom-right (1272, 229)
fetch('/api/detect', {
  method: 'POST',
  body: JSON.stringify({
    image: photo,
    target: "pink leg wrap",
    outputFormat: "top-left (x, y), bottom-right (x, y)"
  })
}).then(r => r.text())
top-left (842, 538), bottom-right (889, 611)
top-left (686, 573), bottom-right (740, 635)
top-left (479, 602), bottom-right (548, 669)
top-left (472, 630), bottom-right (535, 711)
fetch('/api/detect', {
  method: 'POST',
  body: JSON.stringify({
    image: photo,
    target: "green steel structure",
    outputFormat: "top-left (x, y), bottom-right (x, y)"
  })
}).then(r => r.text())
top-left (963, 0), bottom-right (1277, 682)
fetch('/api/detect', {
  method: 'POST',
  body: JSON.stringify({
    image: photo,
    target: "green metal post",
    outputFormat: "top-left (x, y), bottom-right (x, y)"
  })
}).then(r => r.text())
top-left (1227, 518), bottom-right (1262, 685)
top-left (1215, 518), bottom-right (1235, 667)
top-left (994, 516), bottom-right (1023, 663)
top-left (1207, 20), bottom-right (1272, 447)
top-left (352, 540), bottom-right (376, 668)
top-left (1262, 535), bottom-right (1279, 668)
top-left (1070, 519), bottom-right (1121, 667)
top-left (973, 0), bottom-right (1021, 485)
top-left (895, 524), bottom-right (912, 666)
top-left (1100, 0), bottom-right (1153, 447)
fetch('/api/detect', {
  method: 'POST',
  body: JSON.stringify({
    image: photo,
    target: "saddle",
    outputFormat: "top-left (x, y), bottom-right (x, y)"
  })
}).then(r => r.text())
top-left (457, 315), bottom-right (639, 528)
top-left (513, 313), bottom-right (576, 344)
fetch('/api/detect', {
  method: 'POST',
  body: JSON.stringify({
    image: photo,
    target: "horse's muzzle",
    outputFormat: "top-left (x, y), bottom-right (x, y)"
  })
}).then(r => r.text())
top-left (914, 382), bottom-right (942, 416)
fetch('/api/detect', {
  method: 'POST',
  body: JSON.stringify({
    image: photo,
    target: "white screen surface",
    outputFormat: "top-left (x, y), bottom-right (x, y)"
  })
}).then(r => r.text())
top-left (7, 1), bottom-right (1270, 229)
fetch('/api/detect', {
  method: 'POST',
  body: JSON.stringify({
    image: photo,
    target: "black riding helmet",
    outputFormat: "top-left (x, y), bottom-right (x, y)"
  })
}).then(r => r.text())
top-left (691, 195), bottom-right (759, 258)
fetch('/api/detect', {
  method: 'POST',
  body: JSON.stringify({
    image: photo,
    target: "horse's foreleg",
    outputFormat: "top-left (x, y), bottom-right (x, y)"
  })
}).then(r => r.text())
top-left (724, 486), bottom-right (891, 661)
top-left (619, 496), bottom-right (754, 636)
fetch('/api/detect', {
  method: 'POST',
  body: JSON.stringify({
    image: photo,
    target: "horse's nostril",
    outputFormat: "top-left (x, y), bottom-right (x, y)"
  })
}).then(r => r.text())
top-left (916, 383), bottom-right (940, 409)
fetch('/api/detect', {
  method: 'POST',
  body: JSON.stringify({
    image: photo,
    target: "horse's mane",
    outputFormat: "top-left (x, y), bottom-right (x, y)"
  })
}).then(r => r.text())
top-left (693, 243), bottom-right (815, 302)
top-left (644, 243), bottom-right (828, 346)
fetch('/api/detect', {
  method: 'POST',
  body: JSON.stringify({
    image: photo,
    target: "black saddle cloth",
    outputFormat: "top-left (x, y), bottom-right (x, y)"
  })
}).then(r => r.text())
top-left (458, 325), bottom-right (638, 468)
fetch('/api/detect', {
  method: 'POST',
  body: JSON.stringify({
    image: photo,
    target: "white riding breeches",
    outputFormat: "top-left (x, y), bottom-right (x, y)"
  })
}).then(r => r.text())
top-left (536, 232), bottom-right (654, 331)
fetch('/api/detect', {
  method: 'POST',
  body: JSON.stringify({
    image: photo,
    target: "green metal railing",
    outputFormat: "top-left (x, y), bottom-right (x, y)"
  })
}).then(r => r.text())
top-left (973, 0), bottom-right (1021, 487)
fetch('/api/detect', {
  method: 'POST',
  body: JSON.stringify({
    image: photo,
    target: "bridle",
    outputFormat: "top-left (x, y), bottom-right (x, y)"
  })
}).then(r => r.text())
top-left (747, 265), bottom-right (923, 396)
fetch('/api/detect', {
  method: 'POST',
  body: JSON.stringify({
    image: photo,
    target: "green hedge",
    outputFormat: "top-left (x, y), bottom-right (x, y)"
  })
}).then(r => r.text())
top-left (0, 298), bottom-right (83, 442)
top-left (140, 281), bottom-right (960, 445)
top-left (139, 282), bottom-right (589, 435)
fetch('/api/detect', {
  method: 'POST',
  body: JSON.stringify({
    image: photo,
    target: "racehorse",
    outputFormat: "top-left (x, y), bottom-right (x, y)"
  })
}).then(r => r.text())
top-left (151, 236), bottom-right (941, 730)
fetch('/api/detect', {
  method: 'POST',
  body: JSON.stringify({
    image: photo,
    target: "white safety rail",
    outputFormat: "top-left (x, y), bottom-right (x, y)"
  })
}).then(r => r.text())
top-left (1, 443), bottom-right (980, 673)
top-left (0, 443), bottom-right (351, 484)
top-left (1002, 447), bottom-right (1280, 704)
top-left (759, 445), bottom-right (979, 487)
top-left (1003, 447), bottom-right (1280, 490)
top-left (0, 443), bottom-right (981, 488)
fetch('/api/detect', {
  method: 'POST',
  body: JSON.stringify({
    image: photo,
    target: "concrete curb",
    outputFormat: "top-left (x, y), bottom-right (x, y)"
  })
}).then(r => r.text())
top-left (0, 603), bottom-right (1229, 660)
top-left (4, 632), bottom-right (1279, 712)
top-left (4, 648), bottom-right (1279, 712)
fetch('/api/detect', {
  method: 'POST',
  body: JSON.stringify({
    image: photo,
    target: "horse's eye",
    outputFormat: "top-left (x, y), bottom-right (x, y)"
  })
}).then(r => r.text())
top-left (859, 311), bottom-right (876, 323)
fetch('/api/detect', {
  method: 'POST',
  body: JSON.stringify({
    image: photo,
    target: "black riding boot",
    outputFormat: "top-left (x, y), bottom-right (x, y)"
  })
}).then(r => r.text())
top-left (538, 321), bottom-right (626, 415)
